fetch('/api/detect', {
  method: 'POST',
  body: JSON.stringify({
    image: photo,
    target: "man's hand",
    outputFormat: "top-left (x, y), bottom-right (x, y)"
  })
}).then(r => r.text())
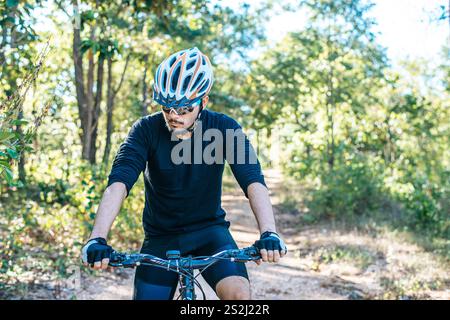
top-left (253, 231), bottom-right (287, 265)
top-left (81, 237), bottom-right (113, 270)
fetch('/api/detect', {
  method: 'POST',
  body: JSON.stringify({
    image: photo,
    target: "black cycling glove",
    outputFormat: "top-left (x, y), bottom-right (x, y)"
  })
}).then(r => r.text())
top-left (81, 237), bottom-right (112, 265)
top-left (254, 231), bottom-right (287, 254)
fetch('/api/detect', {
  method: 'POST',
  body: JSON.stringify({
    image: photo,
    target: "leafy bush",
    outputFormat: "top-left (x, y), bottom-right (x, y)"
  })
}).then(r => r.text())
top-left (387, 170), bottom-right (450, 238)
top-left (307, 155), bottom-right (384, 219)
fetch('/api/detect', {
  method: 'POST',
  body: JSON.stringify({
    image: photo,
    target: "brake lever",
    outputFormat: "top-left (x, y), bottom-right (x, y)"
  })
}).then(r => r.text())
top-left (109, 252), bottom-right (137, 268)
top-left (228, 247), bottom-right (261, 262)
top-left (244, 246), bottom-right (261, 259)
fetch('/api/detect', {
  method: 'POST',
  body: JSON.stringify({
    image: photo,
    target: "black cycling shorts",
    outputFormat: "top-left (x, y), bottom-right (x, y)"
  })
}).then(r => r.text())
top-left (133, 224), bottom-right (249, 300)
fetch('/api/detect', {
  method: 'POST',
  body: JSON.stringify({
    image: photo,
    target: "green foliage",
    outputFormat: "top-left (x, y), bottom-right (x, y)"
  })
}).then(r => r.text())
top-left (0, 44), bottom-right (51, 187)
top-left (387, 168), bottom-right (450, 238)
top-left (80, 39), bottom-right (119, 58)
top-left (307, 154), bottom-right (384, 219)
top-left (1, 0), bottom-right (40, 96)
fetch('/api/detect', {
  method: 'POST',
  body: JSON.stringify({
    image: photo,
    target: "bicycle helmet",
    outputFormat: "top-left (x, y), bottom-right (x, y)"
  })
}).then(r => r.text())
top-left (153, 47), bottom-right (214, 108)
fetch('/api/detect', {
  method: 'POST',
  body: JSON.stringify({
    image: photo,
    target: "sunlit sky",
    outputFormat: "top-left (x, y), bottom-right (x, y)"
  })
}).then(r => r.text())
top-left (261, 0), bottom-right (449, 67)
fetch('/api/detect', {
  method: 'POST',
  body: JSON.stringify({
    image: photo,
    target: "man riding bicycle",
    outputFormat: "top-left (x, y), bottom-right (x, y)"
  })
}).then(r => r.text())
top-left (81, 47), bottom-right (287, 300)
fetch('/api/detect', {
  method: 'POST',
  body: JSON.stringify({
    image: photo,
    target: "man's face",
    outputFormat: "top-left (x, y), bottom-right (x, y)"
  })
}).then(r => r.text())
top-left (162, 96), bottom-right (208, 135)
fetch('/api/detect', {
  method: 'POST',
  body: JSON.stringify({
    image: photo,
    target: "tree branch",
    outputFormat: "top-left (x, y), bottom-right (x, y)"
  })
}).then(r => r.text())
top-left (55, 0), bottom-right (72, 19)
top-left (112, 53), bottom-right (131, 99)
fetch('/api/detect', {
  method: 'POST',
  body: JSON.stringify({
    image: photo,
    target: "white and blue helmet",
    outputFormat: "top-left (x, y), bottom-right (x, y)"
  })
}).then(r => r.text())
top-left (153, 47), bottom-right (214, 108)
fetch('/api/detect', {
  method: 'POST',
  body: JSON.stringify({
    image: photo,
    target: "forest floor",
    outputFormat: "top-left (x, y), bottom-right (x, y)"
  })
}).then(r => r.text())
top-left (14, 168), bottom-right (449, 300)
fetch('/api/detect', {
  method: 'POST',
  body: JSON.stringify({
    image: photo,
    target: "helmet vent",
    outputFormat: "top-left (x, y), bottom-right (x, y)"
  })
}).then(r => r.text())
top-left (169, 56), bottom-right (177, 68)
top-left (171, 62), bottom-right (182, 92)
top-left (181, 75), bottom-right (192, 95)
top-left (187, 60), bottom-right (196, 70)
top-left (192, 72), bottom-right (205, 90)
top-left (199, 79), bottom-right (210, 94)
top-left (162, 70), bottom-right (167, 91)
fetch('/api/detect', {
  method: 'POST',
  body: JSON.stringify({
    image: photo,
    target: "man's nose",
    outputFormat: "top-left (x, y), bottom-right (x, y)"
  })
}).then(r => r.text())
top-left (167, 110), bottom-right (182, 122)
top-left (169, 108), bottom-right (179, 116)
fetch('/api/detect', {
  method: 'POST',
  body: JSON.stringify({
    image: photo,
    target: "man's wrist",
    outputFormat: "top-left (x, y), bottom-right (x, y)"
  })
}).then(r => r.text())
top-left (260, 231), bottom-right (279, 240)
top-left (89, 232), bottom-right (108, 241)
top-left (260, 228), bottom-right (277, 235)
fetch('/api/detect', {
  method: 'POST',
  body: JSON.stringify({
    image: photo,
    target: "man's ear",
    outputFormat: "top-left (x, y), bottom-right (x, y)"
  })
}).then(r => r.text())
top-left (202, 95), bottom-right (209, 108)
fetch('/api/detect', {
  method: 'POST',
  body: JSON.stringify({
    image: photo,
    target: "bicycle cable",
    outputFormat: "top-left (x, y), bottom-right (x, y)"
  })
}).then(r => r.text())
top-left (174, 269), bottom-right (206, 300)
top-left (137, 261), bottom-right (206, 300)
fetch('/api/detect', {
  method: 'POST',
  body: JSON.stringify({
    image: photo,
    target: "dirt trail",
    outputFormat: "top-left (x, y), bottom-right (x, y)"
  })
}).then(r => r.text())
top-left (35, 168), bottom-right (449, 300)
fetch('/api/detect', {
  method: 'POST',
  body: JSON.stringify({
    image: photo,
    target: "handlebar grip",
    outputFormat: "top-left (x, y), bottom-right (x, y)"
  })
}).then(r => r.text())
top-left (109, 251), bottom-right (123, 263)
top-left (244, 246), bottom-right (261, 258)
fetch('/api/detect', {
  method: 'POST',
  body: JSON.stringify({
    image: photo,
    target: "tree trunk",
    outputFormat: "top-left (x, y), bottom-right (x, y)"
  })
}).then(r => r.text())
top-left (384, 112), bottom-right (394, 164)
top-left (89, 55), bottom-right (105, 163)
top-left (83, 45), bottom-right (95, 162)
top-left (72, 0), bottom-right (104, 164)
top-left (102, 54), bottom-right (130, 166)
top-left (323, 12), bottom-right (337, 218)
top-left (326, 66), bottom-right (335, 172)
top-left (103, 57), bottom-right (114, 166)
top-left (266, 127), bottom-right (272, 167)
top-left (142, 53), bottom-right (150, 116)
top-left (256, 128), bottom-right (260, 159)
top-left (72, 0), bottom-right (89, 159)
top-left (326, 16), bottom-right (336, 173)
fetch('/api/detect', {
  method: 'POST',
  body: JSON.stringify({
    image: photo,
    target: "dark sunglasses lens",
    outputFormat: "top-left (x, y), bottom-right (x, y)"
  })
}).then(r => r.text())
top-left (162, 104), bottom-right (197, 115)
top-left (177, 107), bottom-right (195, 115)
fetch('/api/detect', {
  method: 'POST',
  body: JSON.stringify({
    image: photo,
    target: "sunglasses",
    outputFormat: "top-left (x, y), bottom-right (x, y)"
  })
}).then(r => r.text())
top-left (161, 100), bottom-right (201, 115)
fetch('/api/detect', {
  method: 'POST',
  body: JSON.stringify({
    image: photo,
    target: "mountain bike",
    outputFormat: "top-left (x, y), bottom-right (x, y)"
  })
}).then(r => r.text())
top-left (108, 246), bottom-right (261, 300)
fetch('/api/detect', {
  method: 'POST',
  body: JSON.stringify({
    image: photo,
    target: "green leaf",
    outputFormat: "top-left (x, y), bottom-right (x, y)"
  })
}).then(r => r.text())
top-left (6, 148), bottom-right (18, 159)
top-left (6, 0), bottom-right (19, 8)
top-left (83, 10), bottom-right (95, 21)
top-left (1, 166), bottom-right (14, 185)
top-left (11, 119), bottom-right (29, 126)
top-left (1, 16), bottom-right (15, 27)
top-left (0, 131), bottom-right (15, 142)
top-left (92, 42), bottom-right (100, 54)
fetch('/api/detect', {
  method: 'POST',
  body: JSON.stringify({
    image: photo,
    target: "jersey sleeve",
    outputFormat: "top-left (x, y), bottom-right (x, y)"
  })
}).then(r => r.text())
top-left (107, 117), bottom-right (152, 196)
top-left (222, 115), bottom-right (267, 198)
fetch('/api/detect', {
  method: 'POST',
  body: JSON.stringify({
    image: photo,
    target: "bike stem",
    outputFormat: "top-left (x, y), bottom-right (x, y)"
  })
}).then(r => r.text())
top-left (180, 256), bottom-right (196, 300)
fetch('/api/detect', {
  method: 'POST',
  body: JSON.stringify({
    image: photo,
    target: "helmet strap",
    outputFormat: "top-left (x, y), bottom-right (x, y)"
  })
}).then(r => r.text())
top-left (186, 102), bottom-right (204, 133)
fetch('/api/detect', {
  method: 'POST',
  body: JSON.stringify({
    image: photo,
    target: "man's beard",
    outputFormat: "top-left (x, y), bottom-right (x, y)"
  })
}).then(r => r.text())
top-left (164, 117), bottom-right (189, 135)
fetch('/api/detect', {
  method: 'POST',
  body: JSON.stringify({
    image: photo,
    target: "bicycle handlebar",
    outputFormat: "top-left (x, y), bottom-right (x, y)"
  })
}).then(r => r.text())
top-left (107, 246), bottom-right (261, 300)
top-left (108, 246), bottom-right (261, 270)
